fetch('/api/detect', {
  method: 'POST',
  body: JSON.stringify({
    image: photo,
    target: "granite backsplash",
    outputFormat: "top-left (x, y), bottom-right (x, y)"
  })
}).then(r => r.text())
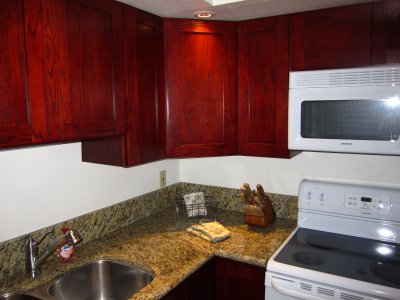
top-left (0, 182), bottom-right (297, 282)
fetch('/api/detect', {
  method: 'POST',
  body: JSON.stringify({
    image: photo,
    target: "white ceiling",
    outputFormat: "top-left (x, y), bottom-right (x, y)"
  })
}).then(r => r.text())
top-left (116, 0), bottom-right (377, 21)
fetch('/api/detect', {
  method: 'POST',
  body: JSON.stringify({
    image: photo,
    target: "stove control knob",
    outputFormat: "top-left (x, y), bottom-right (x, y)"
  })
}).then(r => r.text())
top-left (320, 193), bottom-right (325, 201)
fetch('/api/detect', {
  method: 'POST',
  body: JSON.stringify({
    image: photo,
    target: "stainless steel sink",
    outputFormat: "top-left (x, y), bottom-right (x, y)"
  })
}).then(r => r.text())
top-left (0, 294), bottom-right (41, 300)
top-left (47, 259), bottom-right (154, 300)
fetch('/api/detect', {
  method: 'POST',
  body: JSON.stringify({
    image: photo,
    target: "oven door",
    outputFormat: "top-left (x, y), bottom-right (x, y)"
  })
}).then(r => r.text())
top-left (288, 85), bottom-right (400, 155)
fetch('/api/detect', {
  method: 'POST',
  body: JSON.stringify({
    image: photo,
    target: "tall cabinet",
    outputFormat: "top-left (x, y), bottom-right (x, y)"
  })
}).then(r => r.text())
top-left (165, 19), bottom-right (238, 157)
top-left (238, 16), bottom-right (289, 158)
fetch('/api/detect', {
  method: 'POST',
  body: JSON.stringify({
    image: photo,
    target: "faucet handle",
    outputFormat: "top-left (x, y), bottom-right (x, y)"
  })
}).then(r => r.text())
top-left (65, 229), bottom-right (83, 245)
top-left (33, 229), bottom-right (55, 246)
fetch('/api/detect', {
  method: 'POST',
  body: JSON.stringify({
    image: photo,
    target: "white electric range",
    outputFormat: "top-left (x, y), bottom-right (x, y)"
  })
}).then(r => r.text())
top-left (266, 179), bottom-right (400, 300)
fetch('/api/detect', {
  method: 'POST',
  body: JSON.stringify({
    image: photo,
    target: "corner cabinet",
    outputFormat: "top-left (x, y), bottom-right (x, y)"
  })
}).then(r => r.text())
top-left (290, 3), bottom-right (372, 70)
top-left (238, 16), bottom-right (289, 158)
top-left (165, 19), bottom-right (238, 158)
top-left (82, 6), bottom-right (165, 167)
top-left (0, 0), bottom-right (48, 148)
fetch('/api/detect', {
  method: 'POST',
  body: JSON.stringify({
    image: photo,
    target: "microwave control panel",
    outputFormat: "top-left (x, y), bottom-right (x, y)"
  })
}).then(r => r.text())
top-left (344, 193), bottom-right (391, 215)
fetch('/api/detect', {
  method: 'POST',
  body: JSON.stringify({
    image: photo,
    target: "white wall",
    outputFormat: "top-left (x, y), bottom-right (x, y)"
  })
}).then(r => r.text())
top-left (0, 143), bottom-right (180, 242)
top-left (2, 144), bottom-right (400, 243)
top-left (179, 153), bottom-right (400, 196)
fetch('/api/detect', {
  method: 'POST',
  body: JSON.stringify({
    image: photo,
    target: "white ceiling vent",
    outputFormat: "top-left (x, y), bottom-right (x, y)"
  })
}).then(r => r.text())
top-left (204, 0), bottom-right (244, 6)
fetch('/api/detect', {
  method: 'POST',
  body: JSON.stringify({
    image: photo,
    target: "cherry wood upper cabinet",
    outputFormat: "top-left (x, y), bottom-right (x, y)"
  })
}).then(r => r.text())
top-left (165, 19), bottom-right (237, 158)
top-left (0, 0), bottom-right (47, 148)
top-left (82, 6), bottom-right (165, 167)
top-left (372, 0), bottom-right (400, 64)
top-left (290, 3), bottom-right (372, 70)
top-left (40, 0), bottom-right (124, 141)
top-left (128, 9), bottom-right (166, 164)
top-left (238, 16), bottom-right (289, 158)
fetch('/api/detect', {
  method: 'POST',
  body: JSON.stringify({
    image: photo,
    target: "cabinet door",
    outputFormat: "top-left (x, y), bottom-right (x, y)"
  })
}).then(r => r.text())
top-left (291, 4), bottom-right (372, 70)
top-left (41, 0), bottom-right (124, 141)
top-left (165, 19), bottom-right (237, 157)
top-left (372, 0), bottom-right (400, 64)
top-left (161, 258), bottom-right (215, 300)
top-left (0, 0), bottom-right (47, 148)
top-left (238, 16), bottom-right (289, 158)
top-left (125, 8), bottom-right (166, 165)
top-left (216, 257), bottom-right (265, 300)
top-left (186, 258), bottom-right (216, 300)
top-left (81, 6), bottom-right (165, 167)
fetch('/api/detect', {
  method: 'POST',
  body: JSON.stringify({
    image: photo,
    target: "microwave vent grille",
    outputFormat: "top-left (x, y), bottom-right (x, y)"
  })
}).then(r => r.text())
top-left (291, 66), bottom-right (400, 88)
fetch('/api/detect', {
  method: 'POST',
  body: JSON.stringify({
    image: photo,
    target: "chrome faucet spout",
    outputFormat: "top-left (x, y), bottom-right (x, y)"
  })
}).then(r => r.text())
top-left (27, 229), bottom-right (83, 278)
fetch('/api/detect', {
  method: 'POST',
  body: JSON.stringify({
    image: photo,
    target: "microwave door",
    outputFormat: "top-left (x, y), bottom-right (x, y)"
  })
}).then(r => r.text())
top-left (288, 87), bottom-right (400, 155)
top-left (300, 100), bottom-right (400, 141)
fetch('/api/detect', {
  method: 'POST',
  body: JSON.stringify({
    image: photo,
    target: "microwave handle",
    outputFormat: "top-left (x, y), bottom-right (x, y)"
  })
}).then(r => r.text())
top-left (271, 279), bottom-right (326, 300)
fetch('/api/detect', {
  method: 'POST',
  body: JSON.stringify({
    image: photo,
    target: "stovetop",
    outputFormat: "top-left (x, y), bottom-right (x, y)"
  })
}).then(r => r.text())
top-left (275, 228), bottom-right (400, 290)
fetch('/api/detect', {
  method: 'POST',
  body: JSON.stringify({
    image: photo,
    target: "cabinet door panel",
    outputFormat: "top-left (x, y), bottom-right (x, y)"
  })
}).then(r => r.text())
top-left (0, 0), bottom-right (47, 148)
top-left (372, 0), bottom-right (400, 64)
top-left (161, 258), bottom-right (215, 300)
top-left (128, 9), bottom-right (166, 164)
top-left (291, 4), bottom-right (372, 70)
top-left (186, 259), bottom-right (215, 300)
top-left (166, 19), bottom-right (237, 157)
top-left (41, 0), bottom-right (124, 141)
top-left (81, 7), bottom-right (165, 167)
top-left (216, 257), bottom-right (265, 300)
top-left (238, 16), bottom-right (289, 158)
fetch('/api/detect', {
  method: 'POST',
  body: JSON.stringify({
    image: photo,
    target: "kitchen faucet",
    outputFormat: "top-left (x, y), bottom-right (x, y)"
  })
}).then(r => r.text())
top-left (26, 228), bottom-right (83, 278)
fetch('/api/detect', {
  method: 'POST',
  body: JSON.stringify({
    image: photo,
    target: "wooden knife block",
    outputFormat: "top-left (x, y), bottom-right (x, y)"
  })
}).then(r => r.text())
top-left (245, 213), bottom-right (269, 227)
top-left (244, 204), bottom-right (276, 228)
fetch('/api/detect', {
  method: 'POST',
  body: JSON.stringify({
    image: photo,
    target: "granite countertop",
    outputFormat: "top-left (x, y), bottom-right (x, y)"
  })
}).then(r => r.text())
top-left (1, 208), bottom-right (296, 299)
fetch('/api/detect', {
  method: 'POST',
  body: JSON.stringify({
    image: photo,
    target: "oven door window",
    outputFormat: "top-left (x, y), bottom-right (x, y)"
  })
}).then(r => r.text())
top-left (301, 100), bottom-right (400, 141)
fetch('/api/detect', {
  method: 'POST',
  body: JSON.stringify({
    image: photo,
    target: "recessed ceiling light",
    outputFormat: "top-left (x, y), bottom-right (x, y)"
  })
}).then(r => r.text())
top-left (193, 11), bottom-right (216, 18)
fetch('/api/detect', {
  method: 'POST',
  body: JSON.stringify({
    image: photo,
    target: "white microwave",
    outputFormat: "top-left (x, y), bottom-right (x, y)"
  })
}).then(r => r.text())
top-left (288, 65), bottom-right (400, 155)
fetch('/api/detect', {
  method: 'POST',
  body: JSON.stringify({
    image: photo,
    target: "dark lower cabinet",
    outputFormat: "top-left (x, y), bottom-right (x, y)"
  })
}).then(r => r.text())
top-left (161, 257), bottom-right (265, 300)
top-left (216, 257), bottom-right (265, 300)
top-left (162, 258), bottom-right (216, 300)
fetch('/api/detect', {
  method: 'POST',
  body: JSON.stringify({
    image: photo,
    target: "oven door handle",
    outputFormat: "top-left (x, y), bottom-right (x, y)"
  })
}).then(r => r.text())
top-left (271, 279), bottom-right (326, 300)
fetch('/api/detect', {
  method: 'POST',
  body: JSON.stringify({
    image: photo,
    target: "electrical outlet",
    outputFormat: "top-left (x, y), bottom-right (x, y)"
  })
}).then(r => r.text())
top-left (160, 170), bottom-right (166, 188)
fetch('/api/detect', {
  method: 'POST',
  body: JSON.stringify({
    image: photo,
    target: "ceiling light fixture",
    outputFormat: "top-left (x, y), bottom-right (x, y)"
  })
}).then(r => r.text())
top-left (193, 11), bottom-right (216, 18)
